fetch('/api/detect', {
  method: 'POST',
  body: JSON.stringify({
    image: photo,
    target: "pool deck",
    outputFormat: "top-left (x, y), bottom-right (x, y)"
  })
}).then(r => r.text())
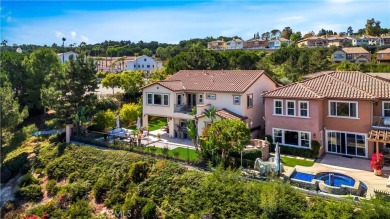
top-left (284, 154), bottom-right (390, 197)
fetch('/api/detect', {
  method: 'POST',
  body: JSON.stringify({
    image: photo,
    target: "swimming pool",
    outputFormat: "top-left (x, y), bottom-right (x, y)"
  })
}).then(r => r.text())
top-left (316, 172), bottom-right (355, 187)
top-left (291, 171), bottom-right (316, 182)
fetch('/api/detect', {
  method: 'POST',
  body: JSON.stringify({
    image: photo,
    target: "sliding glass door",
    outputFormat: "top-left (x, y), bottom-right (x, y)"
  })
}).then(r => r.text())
top-left (327, 131), bottom-right (366, 157)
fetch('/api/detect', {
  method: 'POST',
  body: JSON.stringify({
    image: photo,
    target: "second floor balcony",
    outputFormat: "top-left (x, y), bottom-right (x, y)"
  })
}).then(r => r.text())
top-left (373, 116), bottom-right (390, 130)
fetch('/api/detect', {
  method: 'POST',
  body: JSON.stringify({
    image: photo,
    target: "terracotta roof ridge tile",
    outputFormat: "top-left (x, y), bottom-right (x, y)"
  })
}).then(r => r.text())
top-left (298, 83), bottom-right (325, 98)
top-left (327, 72), bottom-right (377, 99)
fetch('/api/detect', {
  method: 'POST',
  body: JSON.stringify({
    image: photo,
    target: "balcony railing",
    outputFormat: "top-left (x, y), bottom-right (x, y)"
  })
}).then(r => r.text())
top-left (174, 104), bottom-right (192, 114)
top-left (373, 116), bottom-right (390, 130)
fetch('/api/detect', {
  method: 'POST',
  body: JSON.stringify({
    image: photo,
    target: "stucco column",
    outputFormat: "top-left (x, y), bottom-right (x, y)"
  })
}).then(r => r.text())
top-left (143, 114), bottom-right (149, 130)
top-left (65, 124), bottom-right (73, 143)
top-left (168, 117), bottom-right (175, 138)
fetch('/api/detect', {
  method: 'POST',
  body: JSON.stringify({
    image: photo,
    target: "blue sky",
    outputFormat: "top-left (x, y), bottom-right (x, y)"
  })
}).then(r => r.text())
top-left (1, 0), bottom-right (389, 45)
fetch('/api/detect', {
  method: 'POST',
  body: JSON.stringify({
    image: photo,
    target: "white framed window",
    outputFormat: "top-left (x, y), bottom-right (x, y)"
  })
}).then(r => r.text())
top-left (329, 101), bottom-right (358, 118)
top-left (206, 93), bottom-right (216, 100)
top-left (274, 100), bottom-right (283, 115)
top-left (299, 101), bottom-right (309, 117)
top-left (198, 94), bottom-right (203, 104)
top-left (146, 93), bottom-right (169, 106)
top-left (247, 94), bottom-right (253, 108)
top-left (286, 100), bottom-right (295, 116)
top-left (177, 94), bottom-right (182, 106)
top-left (272, 128), bottom-right (311, 148)
top-left (233, 95), bottom-right (240, 105)
top-left (383, 101), bottom-right (390, 117)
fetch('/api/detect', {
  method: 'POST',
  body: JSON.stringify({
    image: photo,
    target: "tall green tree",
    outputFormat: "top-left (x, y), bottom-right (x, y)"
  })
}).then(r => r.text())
top-left (22, 48), bottom-right (61, 113)
top-left (102, 73), bottom-right (121, 95)
top-left (41, 54), bottom-right (98, 122)
top-left (280, 27), bottom-right (293, 40)
top-left (205, 119), bottom-right (250, 159)
top-left (0, 84), bottom-right (28, 132)
top-left (290, 32), bottom-right (302, 42)
top-left (365, 18), bottom-right (381, 36)
top-left (142, 48), bottom-right (153, 56)
top-left (347, 26), bottom-right (353, 35)
top-left (120, 70), bottom-right (145, 97)
top-left (119, 103), bottom-right (142, 126)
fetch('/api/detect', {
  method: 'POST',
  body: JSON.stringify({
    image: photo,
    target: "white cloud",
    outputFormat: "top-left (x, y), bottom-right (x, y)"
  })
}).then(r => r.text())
top-left (80, 35), bottom-right (89, 43)
top-left (70, 31), bottom-right (77, 40)
top-left (6, 16), bottom-right (12, 22)
top-left (55, 31), bottom-right (63, 38)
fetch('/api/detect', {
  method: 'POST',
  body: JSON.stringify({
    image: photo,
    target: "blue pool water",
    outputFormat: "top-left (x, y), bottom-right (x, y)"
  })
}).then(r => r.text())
top-left (316, 173), bottom-right (355, 187)
top-left (291, 172), bottom-right (316, 182)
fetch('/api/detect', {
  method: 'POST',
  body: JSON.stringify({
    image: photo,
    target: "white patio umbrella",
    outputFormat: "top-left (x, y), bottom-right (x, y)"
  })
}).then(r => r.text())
top-left (275, 142), bottom-right (281, 174)
top-left (136, 117), bottom-right (141, 130)
top-left (116, 115), bottom-right (120, 129)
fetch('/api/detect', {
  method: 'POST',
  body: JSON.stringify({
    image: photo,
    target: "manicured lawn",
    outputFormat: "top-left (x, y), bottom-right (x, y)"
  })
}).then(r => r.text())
top-left (281, 156), bottom-right (315, 167)
top-left (128, 117), bottom-right (167, 132)
top-left (147, 146), bottom-right (198, 161)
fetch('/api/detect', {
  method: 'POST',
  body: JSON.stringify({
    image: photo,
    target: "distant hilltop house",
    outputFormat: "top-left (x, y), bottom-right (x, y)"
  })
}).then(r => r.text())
top-left (57, 51), bottom-right (79, 63)
top-left (327, 36), bottom-right (352, 47)
top-left (297, 36), bottom-right (328, 48)
top-left (95, 55), bottom-right (162, 73)
top-left (244, 38), bottom-right (269, 49)
top-left (207, 40), bottom-right (225, 50)
top-left (332, 47), bottom-right (370, 63)
top-left (351, 35), bottom-right (383, 47)
top-left (269, 38), bottom-right (291, 49)
top-left (377, 48), bottom-right (390, 63)
top-left (225, 38), bottom-right (244, 50)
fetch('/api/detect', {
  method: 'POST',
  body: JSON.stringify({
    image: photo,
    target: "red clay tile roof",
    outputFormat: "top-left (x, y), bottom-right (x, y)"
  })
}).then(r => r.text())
top-left (342, 47), bottom-right (369, 54)
top-left (377, 48), bottom-right (390, 54)
top-left (197, 108), bottom-right (248, 120)
top-left (143, 70), bottom-right (270, 93)
top-left (263, 71), bottom-right (390, 100)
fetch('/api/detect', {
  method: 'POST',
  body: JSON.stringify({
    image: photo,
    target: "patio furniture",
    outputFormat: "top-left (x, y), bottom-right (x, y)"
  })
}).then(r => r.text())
top-left (142, 131), bottom-right (148, 139)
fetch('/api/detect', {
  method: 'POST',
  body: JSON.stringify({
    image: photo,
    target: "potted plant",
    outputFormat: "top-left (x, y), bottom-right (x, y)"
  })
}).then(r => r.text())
top-left (371, 153), bottom-right (384, 176)
top-left (157, 133), bottom-right (161, 140)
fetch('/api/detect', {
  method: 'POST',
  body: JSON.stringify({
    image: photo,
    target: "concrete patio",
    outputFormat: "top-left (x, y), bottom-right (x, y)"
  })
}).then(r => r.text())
top-left (141, 129), bottom-right (195, 150)
top-left (285, 154), bottom-right (390, 197)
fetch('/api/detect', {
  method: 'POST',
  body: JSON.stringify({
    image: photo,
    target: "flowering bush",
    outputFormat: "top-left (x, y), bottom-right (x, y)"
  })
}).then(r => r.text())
top-left (21, 213), bottom-right (49, 219)
top-left (371, 153), bottom-right (384, 170)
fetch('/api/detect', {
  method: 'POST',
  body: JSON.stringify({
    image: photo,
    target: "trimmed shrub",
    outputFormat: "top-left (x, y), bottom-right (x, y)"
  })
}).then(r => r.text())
top-left (19, 173), bottom-right (40, 187)
top-left (60, 181), bottom-right (91, 203)
top-left (93, 177), bottom-right (111, 202)
top-left (65, 199), bottom-right (93, 218)
top-left (17, 184), bottom-right (43, 202)
top-left (1, 152), bottom-right (29, 184)
top-left (46, 180), bottom-right (58, 197)
top-left (68, 171), bottom-right (80, 183)
top-left (142, 201), bottom-right (157, 219)
top-left (129, 161), bottom-right (149, 183)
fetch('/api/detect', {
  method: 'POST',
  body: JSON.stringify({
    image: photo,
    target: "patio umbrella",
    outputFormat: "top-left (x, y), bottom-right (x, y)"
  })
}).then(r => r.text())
top-left (116, 115), bottom-right (120, 129)
top-left (137, 117), bottom-right (141, 130)
top-left (274, 142), bottom-right (281, 174)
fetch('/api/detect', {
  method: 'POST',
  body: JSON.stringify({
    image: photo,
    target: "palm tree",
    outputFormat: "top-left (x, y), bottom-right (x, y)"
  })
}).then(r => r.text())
top-left (1, 40), bottom-right (7, 52)
top-left (187, 107), bottom-right (198, 150)
top-left (203, 106), bottom-right (217, 123)
top-left (79, 41), bottom-right (87, 56)
top-left (62, 37), bottom-right (66, 62)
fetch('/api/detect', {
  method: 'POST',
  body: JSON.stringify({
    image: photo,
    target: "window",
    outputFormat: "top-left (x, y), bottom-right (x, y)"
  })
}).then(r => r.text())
top-left (233, 95), bottom-right (240, 105)
top-left (300, 132), bottom-right (310, 147)
top-left (152, 65), bottom-right (155, 68)
top-left (134, 64), bottom-right (136, 68)
top-left (138, 65), bottom-right (140, 68)
top-left (144, 58), bottom-right (147, 62)
top-left (287, 101), bottom-right (295, 116)
top-left (147, 94), bottom-right (152, 104)
top-left (142, 65), bottom-right (144, 68)
top-left (383, 102), bottom-right (390, 117)
top-left (274, 129), bottom-right (282, 144)
top-left (329, 101), bottom-right (357, 118)
top-left (274, 100), bottom-right (282, 115)
top-left (146, 93), bottom-right (169, 106)
top-left (346, 54), bottom-right (353, 59)
top-left (177, 94), bottom-right (182, 105)
top-left (299, 101), bottom-right (309, 117)
top-left (147, 65), bottom-right (150, 68)
top-left (247, 94), bottom-right (253, 108)
top-left (206, 93), bottom-right (216, 100)
top-left (326, 131), bottom-right (366, 157)
top-left (273, 128), bottom-right (311, 148)
top-left (198, 94), bottom-right (203, 104)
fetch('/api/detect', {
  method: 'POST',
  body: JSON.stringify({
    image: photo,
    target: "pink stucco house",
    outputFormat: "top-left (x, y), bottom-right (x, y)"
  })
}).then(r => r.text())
top-left (262, 71), bottom-right (390, 158)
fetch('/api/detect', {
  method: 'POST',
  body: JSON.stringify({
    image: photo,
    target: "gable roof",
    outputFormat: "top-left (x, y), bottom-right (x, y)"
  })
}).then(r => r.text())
top-left (57, 51), bottom-right (78, 56)
top-left (263, 71), bottom-right (390, 100)
top-left (143, 70), bottom-right (276, 93)
top-left (197, 108), bottom-right (248, 120)
top-left (377, 48), bottom-right (390, 54)
top-left (342, 47), bottom-right (369, 54)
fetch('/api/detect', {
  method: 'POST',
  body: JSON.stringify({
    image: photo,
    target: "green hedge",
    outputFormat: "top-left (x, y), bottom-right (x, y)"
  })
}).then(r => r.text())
top-left (1, 152), bottom-right (29, 184)
top-left (17, 184), bottom-right (43, 202)
top-left (269, 140), bottom-right (320, 159)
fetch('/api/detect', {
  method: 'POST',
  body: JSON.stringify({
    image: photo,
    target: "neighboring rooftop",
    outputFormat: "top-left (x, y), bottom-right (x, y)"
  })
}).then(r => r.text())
top-left (367, 73), bottom-right (390, 82)
top-left (144, 70), bottom-right (272, 93)
top-left (197, 108), bottom-right (248, 120)
top-left (341, 47), bottom-right (369, 54)
top-left (377, 48), bottom-right (390, 54)
top-left (263, 71), bottom-right (390, 100)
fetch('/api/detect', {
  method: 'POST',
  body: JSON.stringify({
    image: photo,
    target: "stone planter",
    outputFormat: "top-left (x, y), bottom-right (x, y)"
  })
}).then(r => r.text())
top-left (374, 169), bottom-right (382, 176)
